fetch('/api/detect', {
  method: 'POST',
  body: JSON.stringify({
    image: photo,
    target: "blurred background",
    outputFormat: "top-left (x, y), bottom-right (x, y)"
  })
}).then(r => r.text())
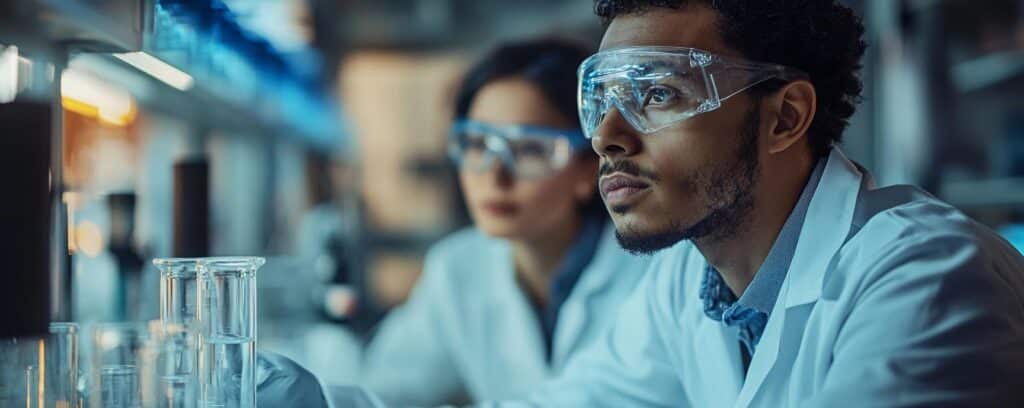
top-left (1, 0), bottom-right (1023, 387)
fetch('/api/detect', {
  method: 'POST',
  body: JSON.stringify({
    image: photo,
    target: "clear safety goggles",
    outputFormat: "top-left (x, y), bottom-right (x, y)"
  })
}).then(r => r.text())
top-left (577, 46), bottom-right (808, 139)
top-left (448, 119), bottom-right (590, 180)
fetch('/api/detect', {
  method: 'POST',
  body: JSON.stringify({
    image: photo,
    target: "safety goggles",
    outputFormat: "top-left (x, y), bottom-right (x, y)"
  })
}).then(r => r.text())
top-left (448, 119), bottom-right (589, 180)
top-left (577, 46), bottom-right (807, 139)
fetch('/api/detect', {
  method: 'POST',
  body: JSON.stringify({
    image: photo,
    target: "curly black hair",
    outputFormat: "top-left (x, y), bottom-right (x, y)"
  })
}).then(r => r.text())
top-left (595, 0), bottom-right (867, 157)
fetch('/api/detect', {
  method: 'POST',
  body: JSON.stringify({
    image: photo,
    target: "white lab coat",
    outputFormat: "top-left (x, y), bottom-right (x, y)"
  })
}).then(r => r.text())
top-left (357, 223), bottom-right (651, 406)
top-left (490, 148), bottom-right (1024, 407)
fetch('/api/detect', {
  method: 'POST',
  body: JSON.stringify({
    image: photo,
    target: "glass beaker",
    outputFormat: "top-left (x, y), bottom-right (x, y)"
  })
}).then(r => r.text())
top-left (100, 365), bottom-right (140, 407)
top-left (197, 257), bottom-right (263, 408)
top-left (90, 323), bottom-right (147, 408)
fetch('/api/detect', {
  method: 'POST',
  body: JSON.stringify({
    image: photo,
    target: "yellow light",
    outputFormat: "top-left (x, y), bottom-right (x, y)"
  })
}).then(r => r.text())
top-left (113, 52), bottom-right (194, 91)
top-left (61, 68), bottom-right (137, 126)
top-left (61, 97), bottom-right (98, 117)
top-left (75, 221), bottom-right (105, 258)
top-left (64, 192), bottom-right (81, 254)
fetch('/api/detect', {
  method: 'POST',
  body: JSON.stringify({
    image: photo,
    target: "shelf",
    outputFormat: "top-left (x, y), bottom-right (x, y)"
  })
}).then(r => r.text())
top-left (952, 51), bottom-right (1024, 94)
top-left (71, 53), bottom-right (341, 150)
top-left (2, 0), bottom-right (345, 151)
top-left (941, 177), bottom-right (1024, 209)
top-left (0, 0), bottom-right (142, 52)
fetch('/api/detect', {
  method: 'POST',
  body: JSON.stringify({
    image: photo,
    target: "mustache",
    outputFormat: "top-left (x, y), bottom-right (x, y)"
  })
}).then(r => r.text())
top-left (598, 159), bottom-right (660, 181)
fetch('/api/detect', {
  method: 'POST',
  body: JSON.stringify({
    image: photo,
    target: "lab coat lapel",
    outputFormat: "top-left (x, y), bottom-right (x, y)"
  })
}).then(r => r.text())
top-left (493, 244), bottom-right (551, 381)
top-left (551, 226), bottom-right (618, 369)
top-left (551, 283), bottom-right (589, 369)
top-left (693, 319), bottom-right (745, 406)
top-left (734, 148), bottom-right (863, 407)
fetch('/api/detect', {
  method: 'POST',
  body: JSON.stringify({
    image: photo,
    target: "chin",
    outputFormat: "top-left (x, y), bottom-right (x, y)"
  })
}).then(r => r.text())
top-left (474, 220), bottom-right (523, 240)
top-left (610, 211), bottom-right (697, 255)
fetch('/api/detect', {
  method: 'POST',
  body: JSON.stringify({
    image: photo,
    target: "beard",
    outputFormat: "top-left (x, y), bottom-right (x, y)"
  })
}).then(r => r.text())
top-left (615, 107), bottom-right (761, 255)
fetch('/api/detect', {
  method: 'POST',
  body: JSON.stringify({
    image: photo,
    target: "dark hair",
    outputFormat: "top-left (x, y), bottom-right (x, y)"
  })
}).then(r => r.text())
top-left (595, 0), bottom-right (867, 157)
top-left (454, 38), bottom-right (593, 125)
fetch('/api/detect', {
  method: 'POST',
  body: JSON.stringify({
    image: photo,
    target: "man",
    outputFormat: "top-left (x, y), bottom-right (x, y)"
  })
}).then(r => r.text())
top-left (325, 1), bottom-right (1024, 406)
top-left (490, 0), bottom-right (1024, 406)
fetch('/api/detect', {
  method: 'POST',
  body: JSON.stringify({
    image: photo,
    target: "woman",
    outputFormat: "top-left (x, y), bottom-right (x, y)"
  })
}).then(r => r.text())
top-left (358, 39), bottom-right (651, 406)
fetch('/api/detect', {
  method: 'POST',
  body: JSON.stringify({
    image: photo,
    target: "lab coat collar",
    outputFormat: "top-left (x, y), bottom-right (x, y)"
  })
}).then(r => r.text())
top-left (493, 241), bottom-right (552, 380)
top-left (734, 147), bottom-right (864, 407)
top-left (782, 148), bottom-right (862, 308)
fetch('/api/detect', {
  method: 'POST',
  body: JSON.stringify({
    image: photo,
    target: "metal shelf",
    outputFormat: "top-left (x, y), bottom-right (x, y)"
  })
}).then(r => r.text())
top-left (2, 0), bottom-right (345, 151)
top-left (71, 53), bottom-right (340, 149)
top-left (0, 0), bottom-right (142, 52)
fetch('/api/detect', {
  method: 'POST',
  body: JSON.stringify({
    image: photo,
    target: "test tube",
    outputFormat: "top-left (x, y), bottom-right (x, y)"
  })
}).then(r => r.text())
top-left (45, 322), bottom-right (79, 408)
top-left (149, 321), bottom-right (197, 408)
top-left (25, 365), bottom-right (38, 408)
top-left (153, 258), bottom-right (203, 408)
top-left (154, 258), bottom-right (202, 329)
top-left (197, 257), bottom-right (263, 408)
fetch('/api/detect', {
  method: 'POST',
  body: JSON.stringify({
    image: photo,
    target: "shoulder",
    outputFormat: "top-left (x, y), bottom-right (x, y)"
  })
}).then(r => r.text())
top-left (424, 227), bottom-right (504, 267)
top-left (834, 185), bottom-right (1024, 300)
top-left (850, 185), bottom-right (1008, 260)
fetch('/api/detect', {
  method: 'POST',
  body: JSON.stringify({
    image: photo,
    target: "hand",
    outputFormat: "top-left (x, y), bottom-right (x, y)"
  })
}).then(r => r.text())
top-left (257, 351), bottom-right (329, 408)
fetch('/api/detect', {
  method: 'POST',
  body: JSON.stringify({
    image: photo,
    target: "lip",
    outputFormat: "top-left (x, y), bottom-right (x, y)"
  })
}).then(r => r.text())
top-left (599, 173), bottom-right (651, 207)
top-left (481, 200), bottom-right (520, 217)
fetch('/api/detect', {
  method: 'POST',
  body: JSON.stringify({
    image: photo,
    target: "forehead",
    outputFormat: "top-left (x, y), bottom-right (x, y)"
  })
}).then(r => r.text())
top-left (599, 6), bottom-right (740, 58)
top-left (467, 78), bottom-right (573, 127)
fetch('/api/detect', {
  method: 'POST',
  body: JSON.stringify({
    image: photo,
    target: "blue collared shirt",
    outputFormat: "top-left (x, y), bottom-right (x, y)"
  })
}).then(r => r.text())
top-left (699, 160), bottom-right (825, 357)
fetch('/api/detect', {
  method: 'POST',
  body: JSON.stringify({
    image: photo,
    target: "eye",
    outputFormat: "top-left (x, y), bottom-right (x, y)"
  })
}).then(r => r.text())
top-left (642, 85), bottom-right (680, 108)
top-left (513, 139), bottom-right (550, 157)
top-left (464, 133), bottom-right (487, 151)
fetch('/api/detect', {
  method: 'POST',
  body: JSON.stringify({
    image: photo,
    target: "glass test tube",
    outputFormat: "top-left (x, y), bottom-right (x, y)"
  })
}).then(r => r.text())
top-left (46, 322), bottom-right (79, 408)
top-left (197, 257), bottom-right (263, 408)
top-left (154, 258), bottom-right (202, 408)
top-left (154, 258), bottom-right (201, 330)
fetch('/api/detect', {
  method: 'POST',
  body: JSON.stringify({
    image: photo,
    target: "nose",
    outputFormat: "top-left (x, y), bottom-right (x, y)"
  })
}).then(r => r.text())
top-left (591, 105), bottom-right (641, 158)
top-left (481, 154), bottom-right (515, 189)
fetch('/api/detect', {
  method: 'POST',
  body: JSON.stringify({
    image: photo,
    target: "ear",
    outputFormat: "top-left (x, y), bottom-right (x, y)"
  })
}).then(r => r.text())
top-left (763, 80), bottom-right (816, 155)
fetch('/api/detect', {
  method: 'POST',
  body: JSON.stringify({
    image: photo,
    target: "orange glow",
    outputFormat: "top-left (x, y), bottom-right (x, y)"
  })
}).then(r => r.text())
top-left (37, 339), bottom-right (44, 407)
top-left (62, 96), bottom-right (137, 127)
top-left (75, 221), bottom-right (105, 257)
top-left (63, 192), bottom-right (81, 254)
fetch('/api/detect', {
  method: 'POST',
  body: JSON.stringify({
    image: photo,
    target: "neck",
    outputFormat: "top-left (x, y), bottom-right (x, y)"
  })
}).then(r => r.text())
top-left (695, 153), bottom-right (815, 298)
top-left (511, 213), bottom-right (583, 309)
